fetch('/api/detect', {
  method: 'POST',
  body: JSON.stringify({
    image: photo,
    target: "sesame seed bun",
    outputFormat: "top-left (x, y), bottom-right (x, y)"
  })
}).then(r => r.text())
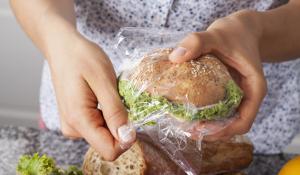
top-left (119, 48), bottom-right (243, 121)
top-left (129, 48), bottom-right (232, 107)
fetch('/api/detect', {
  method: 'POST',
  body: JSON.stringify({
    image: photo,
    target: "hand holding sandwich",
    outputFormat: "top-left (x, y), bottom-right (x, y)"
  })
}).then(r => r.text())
top-left (169, 3), bottom-right (300, 140)
top-left (169, 10), bottom-right (267, 141)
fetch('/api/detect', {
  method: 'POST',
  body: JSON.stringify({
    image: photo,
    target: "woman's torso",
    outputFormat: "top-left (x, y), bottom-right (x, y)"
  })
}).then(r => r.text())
top-left (40, 0), bottom-right (300, 154)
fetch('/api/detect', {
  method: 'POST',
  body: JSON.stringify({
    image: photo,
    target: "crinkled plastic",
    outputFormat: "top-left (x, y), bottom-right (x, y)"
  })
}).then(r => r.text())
top-left (115, 27), bottom-right (250, 175)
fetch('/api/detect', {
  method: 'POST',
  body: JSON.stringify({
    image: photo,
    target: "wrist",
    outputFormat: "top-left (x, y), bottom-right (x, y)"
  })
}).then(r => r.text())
top-left (228, 10), bottom-right (264, 61)
top-left (42, 25), bottom-right (82, 62)
top-left (38, 16), bottom-right (79, 60)
top-left (232, 10), bottom-right (263, 44)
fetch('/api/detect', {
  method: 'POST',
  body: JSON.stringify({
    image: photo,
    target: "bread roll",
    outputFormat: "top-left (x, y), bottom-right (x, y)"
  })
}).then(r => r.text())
top-left (118, 48), bottom-right (243, 121)
top-left (130, 48), bottom-right (232, 107)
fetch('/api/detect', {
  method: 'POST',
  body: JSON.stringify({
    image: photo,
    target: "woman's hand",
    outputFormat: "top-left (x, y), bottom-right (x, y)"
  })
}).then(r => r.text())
top-left (169, 10), bottom-right (267, 141)
top-left (10, 0), bottom-right (136, 161)
top-left (47, 33), bottom-right (136, 161)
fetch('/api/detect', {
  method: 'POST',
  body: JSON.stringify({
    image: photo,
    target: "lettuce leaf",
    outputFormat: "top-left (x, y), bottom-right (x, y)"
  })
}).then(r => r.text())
top-left (118, 79), bottom-right (243, 122)
top-left (17, 153), bottom-right (82, 175)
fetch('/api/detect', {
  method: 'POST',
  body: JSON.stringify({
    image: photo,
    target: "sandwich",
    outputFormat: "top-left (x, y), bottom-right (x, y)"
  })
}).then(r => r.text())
top-left (82, 49), bottom-right (252, 175)
top-left (118, 48), bottom-right (243, 123)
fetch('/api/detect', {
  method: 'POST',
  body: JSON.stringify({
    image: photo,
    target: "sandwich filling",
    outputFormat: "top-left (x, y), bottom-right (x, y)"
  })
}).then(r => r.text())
top-left (118, 79), bottom-right (243, 122)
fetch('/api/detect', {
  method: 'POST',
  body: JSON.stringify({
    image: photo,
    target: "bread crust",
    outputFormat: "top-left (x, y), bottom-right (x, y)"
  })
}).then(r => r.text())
top-left (83, 135), bottom-right (253, 175)
top-left (129, 49), bottom-right (232, 107)
top-left (83, 143), bottom-right (147, 175)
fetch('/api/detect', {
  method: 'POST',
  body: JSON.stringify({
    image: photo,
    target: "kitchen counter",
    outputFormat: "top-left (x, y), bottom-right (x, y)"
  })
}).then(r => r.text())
top-left (0, 125), bottom-right (296, 175)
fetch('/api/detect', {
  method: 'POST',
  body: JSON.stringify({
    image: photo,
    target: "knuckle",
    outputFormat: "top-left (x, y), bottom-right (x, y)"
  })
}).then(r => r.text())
top-left (239, 128), bottom-right (250, 135)
top-left (186, 32), bottom-right (202, 43)
top-left (210, 18), bottom-right (231, 30)
top-left (61, 124), bottom-right (77, 138)
top-left (60, 127), bottom-right (69, 136)
top-left (255, 75), bottom-right (268, 99)
top-left (231, 9), bottom-right (257, 19)
top-left (60, 112), bottom-right (81, 137)
top-left (237, 123), bottom-right (251, 134)
top-left (208, 27), bottom-right (223, 38)
top-left (59, 105), bottom-right (81, 126)
top-left (64, 114), bottom-right (79, 127)
top-left (64, 108), bottom-right (83, 126)
top-left (212, 18), bottom-right (226, 25)
top-left (104, 106), bottom-right (127, 124)
top-left (187, 32), bottom-right (200, 39)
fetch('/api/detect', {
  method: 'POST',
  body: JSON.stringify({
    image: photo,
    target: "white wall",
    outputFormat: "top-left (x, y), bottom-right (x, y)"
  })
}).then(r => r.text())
top-left (0, 0), bottom-right (43, 127)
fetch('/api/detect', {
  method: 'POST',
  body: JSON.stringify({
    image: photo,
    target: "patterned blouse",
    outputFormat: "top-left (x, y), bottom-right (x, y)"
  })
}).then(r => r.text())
top-left (40, 0), bottom-right (300, 154)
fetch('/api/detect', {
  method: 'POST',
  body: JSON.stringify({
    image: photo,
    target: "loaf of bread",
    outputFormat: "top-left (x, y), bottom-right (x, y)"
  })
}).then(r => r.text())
top-left (83, 135), bottom-right (253, 175)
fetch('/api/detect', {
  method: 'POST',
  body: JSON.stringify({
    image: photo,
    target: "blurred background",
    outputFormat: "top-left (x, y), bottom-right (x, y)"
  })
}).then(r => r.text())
top-left (0, 0), bottom-right (299, 153)
top-left (0, 0), bottom-right (43, 128)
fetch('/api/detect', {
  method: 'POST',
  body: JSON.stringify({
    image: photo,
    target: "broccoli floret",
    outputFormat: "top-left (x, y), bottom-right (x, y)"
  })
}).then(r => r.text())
top-left (17, 153), bottom-right (82, 175)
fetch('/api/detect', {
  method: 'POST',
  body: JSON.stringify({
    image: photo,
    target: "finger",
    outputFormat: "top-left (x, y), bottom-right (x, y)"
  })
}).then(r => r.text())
top-left (93, 75), bottom-right (136, 146)
top-left (190, 118), bottom-right (235, 141)
top-left (84, 52), bottom-right (136, 146)
top-left (60, 119), bottom-right (82, 139)
top-left (190, 72), bottom-right (266, 141)
top-left (207, 75), bottom-right (267, 139)
top-left (203, 130), bottom-right (227, 142)
top-left (169, 32), bottom-right (215, 63)
top-left (225, 77), bottom-right (266, 135)
top-left (75, 108), bottom-right (126, 161)
top-left (55, 72), bottom-right (131, 160)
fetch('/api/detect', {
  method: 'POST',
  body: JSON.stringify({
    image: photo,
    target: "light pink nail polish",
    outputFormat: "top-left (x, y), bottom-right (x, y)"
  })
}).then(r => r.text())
top-left (169, 47), bottom-right (187, 61)
top-left (118, 124), bottom-right (136, 147)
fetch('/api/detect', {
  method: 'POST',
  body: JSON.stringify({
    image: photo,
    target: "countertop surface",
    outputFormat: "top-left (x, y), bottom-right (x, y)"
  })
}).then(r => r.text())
top-left (0, 125), bottom-right (296, 175)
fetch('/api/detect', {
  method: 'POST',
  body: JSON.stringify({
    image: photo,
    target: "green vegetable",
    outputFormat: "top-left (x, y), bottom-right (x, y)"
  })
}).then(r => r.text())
top-left (17, 153), bottom-right (82, 175)
top-left (64, 166), bottom-right (83, 175)
top-left (118, 79), bottom-right (243, 122)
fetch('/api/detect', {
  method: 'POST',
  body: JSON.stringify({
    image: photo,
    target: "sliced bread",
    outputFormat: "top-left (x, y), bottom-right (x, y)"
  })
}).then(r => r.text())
top-left (83, 142), bottom-right (146, 175)
top-left (83, 135), bottom-right (253, 175)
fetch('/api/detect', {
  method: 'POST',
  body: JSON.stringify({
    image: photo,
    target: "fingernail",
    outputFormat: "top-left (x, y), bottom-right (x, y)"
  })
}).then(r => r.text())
top-left (118, 124), bottom-right (136, 145)
top-left (169, 47), bottom-right (187, 61)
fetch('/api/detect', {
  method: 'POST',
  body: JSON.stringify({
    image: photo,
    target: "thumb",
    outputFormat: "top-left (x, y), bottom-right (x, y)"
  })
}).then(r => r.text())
top-left (98, 86), bottom-right (136, 147)
top-left (169, 32), bottom-right (214, 63)
top-left (85, 62), bottom-right (136, 147)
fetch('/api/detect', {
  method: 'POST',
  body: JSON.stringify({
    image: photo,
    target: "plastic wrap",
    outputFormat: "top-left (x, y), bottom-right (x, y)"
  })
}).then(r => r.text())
top-left (115, 27), bottom-right (249, 175)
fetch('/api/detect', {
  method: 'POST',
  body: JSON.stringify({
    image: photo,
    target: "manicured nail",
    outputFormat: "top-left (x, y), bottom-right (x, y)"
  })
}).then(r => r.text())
top-left (169, 47), bottom-right (187, 61)
top-left (118, 124), bottom-right (136, 146)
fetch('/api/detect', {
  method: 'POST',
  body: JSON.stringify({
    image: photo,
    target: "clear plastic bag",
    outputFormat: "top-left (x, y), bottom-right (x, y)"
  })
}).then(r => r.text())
top-left (115, 27), bottom-right (249, 175)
